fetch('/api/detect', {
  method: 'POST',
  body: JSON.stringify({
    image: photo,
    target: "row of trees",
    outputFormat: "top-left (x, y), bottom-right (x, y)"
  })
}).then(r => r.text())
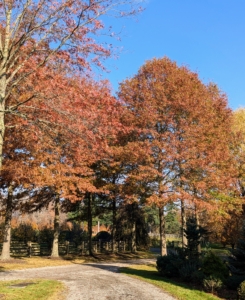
top-left (0, 1), bottom-right (244, 261)
top-left (0, 0), bottom-right (143, 260)
top-left (1, 56), bottom-right (243, 259)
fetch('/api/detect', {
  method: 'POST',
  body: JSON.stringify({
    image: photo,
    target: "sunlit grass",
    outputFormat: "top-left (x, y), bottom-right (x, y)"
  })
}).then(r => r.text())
top-left (0, 251), bottom-right (154, 271)
top-left (0, 279), bottom-right (65, 300)
top-left (0, 256), bottom-right (85, 271)
top-left (120, 265), bottom-right (220, 300)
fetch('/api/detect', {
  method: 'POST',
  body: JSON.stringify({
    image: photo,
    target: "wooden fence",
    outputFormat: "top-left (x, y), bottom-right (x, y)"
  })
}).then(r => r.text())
top-left (0, 240), bottom-right (131, 257)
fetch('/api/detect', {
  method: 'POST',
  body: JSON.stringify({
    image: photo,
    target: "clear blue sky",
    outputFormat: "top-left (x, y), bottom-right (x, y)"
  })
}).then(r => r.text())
top-left (100, 0), bottom-right (245, 111)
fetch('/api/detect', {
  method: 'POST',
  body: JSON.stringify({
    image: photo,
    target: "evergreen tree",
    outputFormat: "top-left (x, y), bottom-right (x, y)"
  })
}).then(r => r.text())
top-left (229, 225), bottom-right (245, 275)
top-left (115, 202), bottom-right (150, 251)
top-left (184, 216), bottom-right (207, 259)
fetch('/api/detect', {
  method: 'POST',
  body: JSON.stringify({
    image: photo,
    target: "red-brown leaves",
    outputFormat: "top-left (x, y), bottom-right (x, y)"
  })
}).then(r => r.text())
top-left (118, 57), bottom-right (232, 208)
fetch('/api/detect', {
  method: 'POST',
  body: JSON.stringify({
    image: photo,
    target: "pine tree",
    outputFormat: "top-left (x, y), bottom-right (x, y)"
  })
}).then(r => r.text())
top-left (229, 225), bottom-right (245, 274)
top-left (184, 216), bottom-right (207, 260)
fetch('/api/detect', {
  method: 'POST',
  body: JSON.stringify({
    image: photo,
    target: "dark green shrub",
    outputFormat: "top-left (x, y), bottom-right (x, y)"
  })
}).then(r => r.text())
top-left (229, 229), bottom-right (245, 275)
top-left (157, 255), bottom-right (178, 277)
top-left (179, 260), bottom-right (200, 282)
top-left (38, 227), bottom-right (53, 248)
top-left (238, 280), bottom-right (245, 300)
top-left (225, 275), bottom-right (245, 290)
top-left (62, 227), bottom-right (88, 245)
top-left (191, 269), bottom-right (205, 284)
top-left (156, 253), bottom-right (184, 278)
top-left (92, 231), bottom-right (111, 241)
top-left (169, 246), bottom-right (186, 260)
top-left (202, 251), bottom-right (229, 282)
top-left (12, 224), bottom-right (38, 243)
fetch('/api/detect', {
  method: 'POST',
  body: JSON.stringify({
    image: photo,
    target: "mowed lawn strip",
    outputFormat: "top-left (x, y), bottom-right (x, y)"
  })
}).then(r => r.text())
top-left (0, 251), bottom-right (155, 271)
top-left (120, 265), bottom-right (220, 300)
top-left (0, 279), bottom-right (66, 300)
top-left (0, 257), bottom-right (85, 271)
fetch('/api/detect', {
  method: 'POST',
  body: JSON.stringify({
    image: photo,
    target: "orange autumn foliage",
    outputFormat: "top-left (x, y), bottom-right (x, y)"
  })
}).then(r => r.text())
top-left (119, 57), bottom-right (232, 209)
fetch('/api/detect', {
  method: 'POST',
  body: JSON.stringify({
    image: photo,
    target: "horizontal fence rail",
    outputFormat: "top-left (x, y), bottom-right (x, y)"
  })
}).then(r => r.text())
top-left (0, 240), bottom-right (132, 257)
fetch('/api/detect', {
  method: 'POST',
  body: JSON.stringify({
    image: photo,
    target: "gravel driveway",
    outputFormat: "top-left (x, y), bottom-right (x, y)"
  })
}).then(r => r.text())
top-left (0, 259), bottom-right (176, 300)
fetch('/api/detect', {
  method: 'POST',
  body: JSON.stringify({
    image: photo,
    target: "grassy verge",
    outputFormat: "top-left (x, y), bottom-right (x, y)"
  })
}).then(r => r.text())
top-left (120, 265), bottom-right (220, 300)
top-left (203, 243), bottom-right (231, 257)
top-left (0, 279), bottom-right (65, 300)
top-left (0, 256), bottom-right (85, 271)
top-left (0, 251), bottom-right (154, 271)
top-left (204, 248), bottom-right (230, 257)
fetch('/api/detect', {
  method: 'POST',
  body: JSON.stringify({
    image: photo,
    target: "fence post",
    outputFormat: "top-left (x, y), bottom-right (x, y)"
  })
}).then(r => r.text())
top-left (27, 241), bottom-right (32, 257)
top-left (94, 242), bottom-right (97, 254)
top-left (123, 241), bottom-right (126, 252)
top-left (65, 241), bottom-right (70, 255)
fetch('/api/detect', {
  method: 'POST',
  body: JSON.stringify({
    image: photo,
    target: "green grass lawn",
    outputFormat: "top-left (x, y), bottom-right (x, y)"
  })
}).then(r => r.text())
top-left (0, 251), bottom-right (155, 272)
top-left (202, 243), bottom-right (231, 257)
top-left (120, 265), bottom-right (220, 300)
top-left (0, 279), bottom-right (65, 300)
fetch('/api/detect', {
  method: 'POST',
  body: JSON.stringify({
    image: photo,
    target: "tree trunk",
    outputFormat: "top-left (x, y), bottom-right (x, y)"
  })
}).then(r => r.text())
top-left (159, 206), bottom-right (167, 256)
top-left (111, 198), bottom-right (116, 253)
top-left (181, 200), bottom-right (187, 248)
top-left (51, 194), bottom-right (60, 258)
top-left (195, 209), bottom-right (202, 255)
top-left (0, 8), bottom-right (9, 170)
top-left (0, 8), bottom-right (10, 170)
top-left (97, 220), bottom-right (100, 233)
top-left (0, 184), bottom-right (14, 260)
top-left (0, 20), bottom-right (10, 260)
top-left (0, 103), bottom-right (5, 170)
top-left (131, 221), bottom-right (137, 253)
top-left (88, 193), bottom-right (93, 256)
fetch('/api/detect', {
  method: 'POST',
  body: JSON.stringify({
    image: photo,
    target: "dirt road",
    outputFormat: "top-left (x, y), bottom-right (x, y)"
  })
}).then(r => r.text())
top-left (0, 259), bottom-right (176, 300)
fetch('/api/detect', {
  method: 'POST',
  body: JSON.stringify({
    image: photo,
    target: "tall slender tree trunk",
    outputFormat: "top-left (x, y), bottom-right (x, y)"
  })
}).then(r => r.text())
top-left (159, 206), bottom-right (167, 256)
top-left (0, 103), bottom-right (5, 171)
top-left (0, 4), bottom-right (10, 170)
top-left (0, 183), bottom-right (13, 260)
top-left (0, 61), bottom-right (7, 261)
top-left (0, 13), bottom-right (11, 261)
top-left (195, 208), bottom-right (202, 255)
top-left (88, 193), bottom-right (93, 256)
top-left (111, 198), bottom-right (116, 253)
top-left (131, 221), bottom-right (137, 253)
top-left (181, 200), bottom-right (187, 248)
top-left (51, 194), bottom-right (60, 258)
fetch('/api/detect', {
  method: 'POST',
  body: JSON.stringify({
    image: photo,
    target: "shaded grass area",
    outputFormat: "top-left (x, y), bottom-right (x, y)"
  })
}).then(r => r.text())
top-left (120, 265), bottom-right (220, 300)
top-left (204, 248), bottom-right (231, 258)
top-left (84, 250), bottom-right (156, 261)
top-left (0, 251), bottom-right (155, 271)
top-left (155, 241), bottom-right (232, 257)
top-left (0, 279), bottom-right (65, 300)
top-left (203, 243), bottom-right (231, 257)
